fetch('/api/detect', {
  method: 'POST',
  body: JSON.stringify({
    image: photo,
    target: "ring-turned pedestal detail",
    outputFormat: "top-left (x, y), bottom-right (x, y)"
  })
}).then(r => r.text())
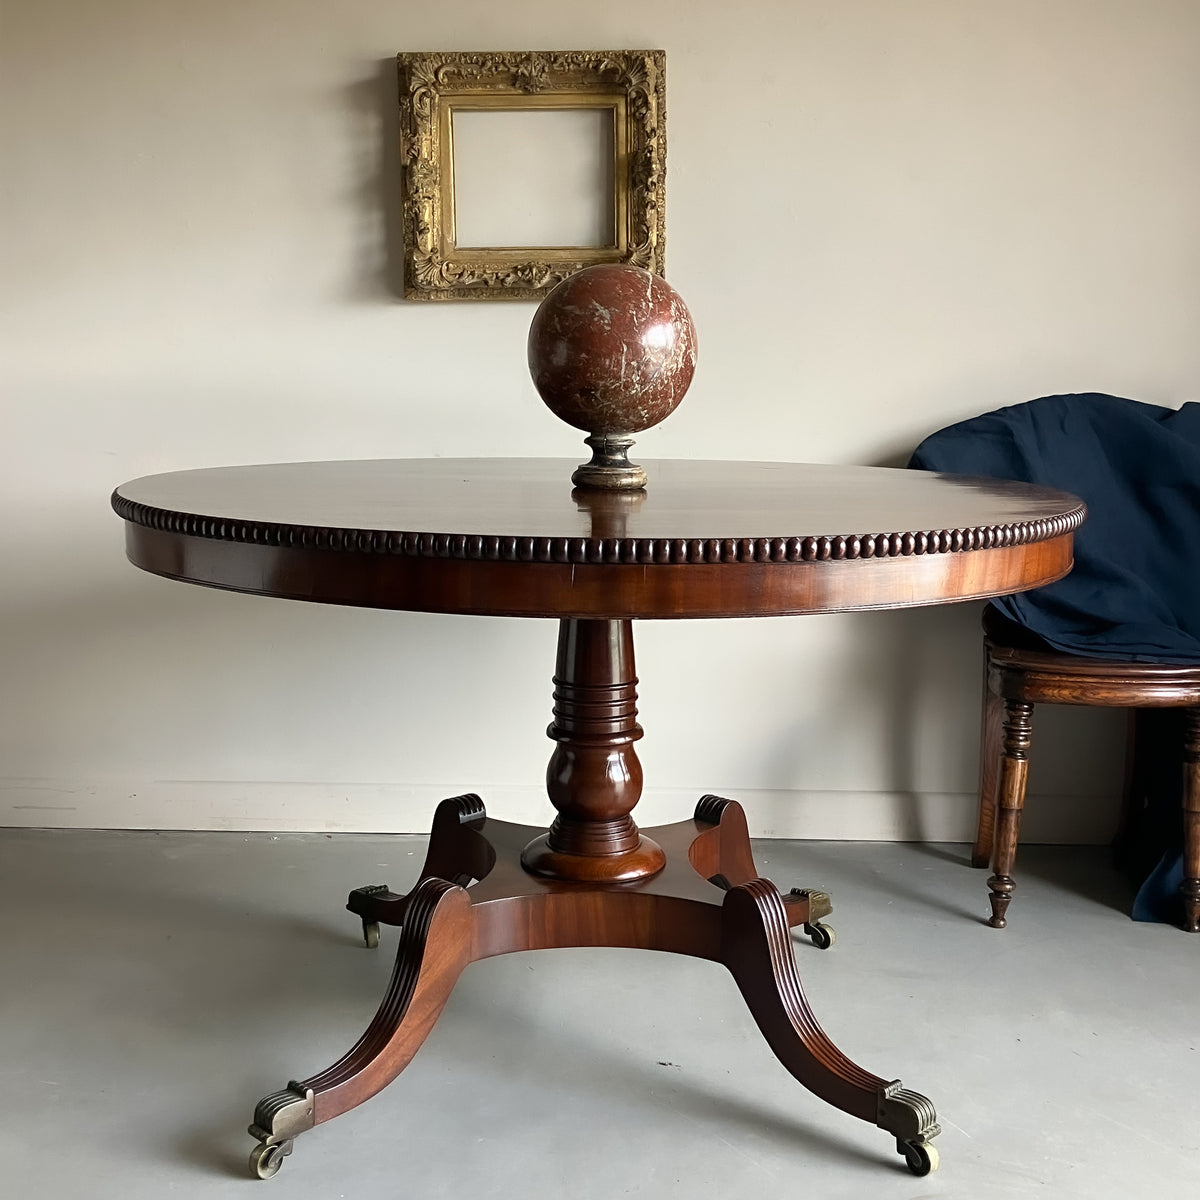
top-left (522, 619), bottom-right (665, 881)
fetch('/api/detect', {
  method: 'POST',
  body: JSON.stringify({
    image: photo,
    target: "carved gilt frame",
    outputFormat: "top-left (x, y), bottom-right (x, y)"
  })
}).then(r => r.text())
top-left (397, 50), bottom-right (666, 301)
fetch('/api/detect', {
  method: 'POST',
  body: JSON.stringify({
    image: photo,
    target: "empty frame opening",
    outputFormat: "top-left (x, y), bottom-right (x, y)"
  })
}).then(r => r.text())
top-left (451, 108), bottom-right (616, 249)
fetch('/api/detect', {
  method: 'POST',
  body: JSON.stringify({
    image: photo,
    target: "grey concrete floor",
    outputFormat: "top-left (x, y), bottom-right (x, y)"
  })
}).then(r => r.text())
top-left (1, 828), bottom-right (1196, 1199)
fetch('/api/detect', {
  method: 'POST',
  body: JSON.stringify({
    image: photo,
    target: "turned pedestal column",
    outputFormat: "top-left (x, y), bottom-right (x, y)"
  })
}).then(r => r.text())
top-left (522, 619), bottom-right (665, 882)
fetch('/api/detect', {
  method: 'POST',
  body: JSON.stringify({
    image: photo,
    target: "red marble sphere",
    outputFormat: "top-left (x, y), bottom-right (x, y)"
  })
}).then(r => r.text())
top-left (528, 264), bottom-right (697, 435)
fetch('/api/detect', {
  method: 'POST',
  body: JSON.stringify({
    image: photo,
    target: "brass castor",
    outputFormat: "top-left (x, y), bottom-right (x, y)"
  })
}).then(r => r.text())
top-left (249, 1139), bottom-right (292, 1180)
top-left (803, 921), bottom-right (835, 950)
top-left (347, 883), bottom-right (391, 947)
top-left (898, 1138), bottom-right (939, 1176)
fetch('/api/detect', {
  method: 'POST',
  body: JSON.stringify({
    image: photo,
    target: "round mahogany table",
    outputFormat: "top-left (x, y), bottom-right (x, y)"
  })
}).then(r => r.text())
top-left (112, 457), bottom-right (1085, 1181)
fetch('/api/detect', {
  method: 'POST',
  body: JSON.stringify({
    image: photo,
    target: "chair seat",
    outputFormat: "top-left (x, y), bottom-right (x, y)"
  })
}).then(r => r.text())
top-left (985, 608), bottom-right (1200, 708)
top-left (976, 607), bottom-right (1200, 932)
top-left (910, 395), bottom-right (1200, 931)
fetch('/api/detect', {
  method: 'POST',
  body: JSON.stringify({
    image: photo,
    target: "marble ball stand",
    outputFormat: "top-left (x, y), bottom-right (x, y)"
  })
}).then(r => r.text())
top-left (527, 264), bottom-right (697, 490)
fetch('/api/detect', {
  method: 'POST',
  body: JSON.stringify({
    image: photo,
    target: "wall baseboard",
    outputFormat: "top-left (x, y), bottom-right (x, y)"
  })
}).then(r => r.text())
top-left (0, 778), bottom-right (1120, 843)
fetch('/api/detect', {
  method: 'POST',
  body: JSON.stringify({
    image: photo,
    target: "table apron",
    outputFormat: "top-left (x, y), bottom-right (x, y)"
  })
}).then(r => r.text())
top-left (124, 526), bottom-right (1075, 618)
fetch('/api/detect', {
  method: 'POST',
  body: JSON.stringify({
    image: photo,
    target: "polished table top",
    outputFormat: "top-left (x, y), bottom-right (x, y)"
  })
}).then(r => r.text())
top-left (113, 458), bottom-right (1086, 618)
top-left (111, 455), bottom-right (1088, 1175)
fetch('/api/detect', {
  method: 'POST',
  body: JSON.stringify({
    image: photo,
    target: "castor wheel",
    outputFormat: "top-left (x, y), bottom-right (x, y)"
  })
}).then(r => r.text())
top-left (898, 1138), bottom-right (939, 1176)
top-left (347, 883), bottom-right (391, 947)
top-left (249, 1140), bottom-right (292, 1180)
top-left (803, 921), bottom-right (836, 950)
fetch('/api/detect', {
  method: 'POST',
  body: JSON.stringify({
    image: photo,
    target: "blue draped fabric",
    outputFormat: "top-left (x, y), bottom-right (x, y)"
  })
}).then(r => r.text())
top-left (910, 393), bottom-right (1200, 662)
top-left (908, 393), bottom-right (1200, 922)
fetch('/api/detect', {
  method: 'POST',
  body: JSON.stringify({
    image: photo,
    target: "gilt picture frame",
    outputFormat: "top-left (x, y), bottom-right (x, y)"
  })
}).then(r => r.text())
top-left (397, 49), bottom-right (666, 301)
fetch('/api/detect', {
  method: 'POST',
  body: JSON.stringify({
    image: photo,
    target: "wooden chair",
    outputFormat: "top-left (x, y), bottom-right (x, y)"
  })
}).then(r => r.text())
top-left (974, 606), bottom-right (1200, 931)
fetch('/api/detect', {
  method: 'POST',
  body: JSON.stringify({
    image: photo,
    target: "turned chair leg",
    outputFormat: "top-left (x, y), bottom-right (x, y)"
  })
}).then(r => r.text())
top-left (987, 701), bottom-right (1034, 929)
top-left (1182, 708), bottom-right (1200, 933)
top-left (974, 665), bottom-right (1003, 869)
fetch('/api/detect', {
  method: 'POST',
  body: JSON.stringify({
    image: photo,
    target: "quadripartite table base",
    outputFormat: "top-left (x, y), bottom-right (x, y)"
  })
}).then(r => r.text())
top-left (112, 458), bottom-right (1085, 1185)
top-left (245, 625), bottom-right (940, 1181)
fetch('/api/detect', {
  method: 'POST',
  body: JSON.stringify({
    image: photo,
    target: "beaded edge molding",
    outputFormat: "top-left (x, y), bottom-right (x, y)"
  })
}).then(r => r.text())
top-left (112, 493), bottom-right (1086, 565)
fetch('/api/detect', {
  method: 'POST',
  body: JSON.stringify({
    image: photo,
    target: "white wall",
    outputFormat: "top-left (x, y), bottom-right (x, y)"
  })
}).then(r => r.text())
top-left (3, 1), bottom-right (1198, 839)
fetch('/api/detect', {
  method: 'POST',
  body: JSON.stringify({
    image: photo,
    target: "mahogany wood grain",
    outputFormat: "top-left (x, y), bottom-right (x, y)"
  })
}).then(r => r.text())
top-left (986, 701), bottom-right (1033, 929)
top-left (521, 619), bottom-right (665, 880)
top-left (721, 880), bottom-right (938, 1150)
top-left (263, 798), bottom-right (936, 1161)
top-left (114, 457), bottom-right (1085, 1178)
top-left (976, 610), bottom-right (1200, 931)
top-left (348, 794), bottom-right (824, 939)
top-left (112, 458), bottom-right (1081, 548)
top-left (304, 878), bottom-right (473, 1124)
top-left (688, 794), bottom-right (759, 886)
top-left (113, 459), bottom-right (1083, 620)
top-left (974, 657), bottom-right (1003, 868)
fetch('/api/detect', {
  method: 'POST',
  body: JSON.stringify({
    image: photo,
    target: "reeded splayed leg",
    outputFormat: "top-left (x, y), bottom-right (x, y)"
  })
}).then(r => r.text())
top-left (522, 618), bottom-right (665, 881)
top-left (346, 794), bottom-right (493, 944)
top-left (691, 794), bottom-right (759, 885)
top-left (1181, 708), bottom-right (1200, 933)
top-left (691, 795), bottom-right (833, 941)
top-left (988, 701), bottom-right (1034, 929)
top-left (248, 878), bottom-right (473, 1177)
top-left (720, 879), bottom-right (939, 1174)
